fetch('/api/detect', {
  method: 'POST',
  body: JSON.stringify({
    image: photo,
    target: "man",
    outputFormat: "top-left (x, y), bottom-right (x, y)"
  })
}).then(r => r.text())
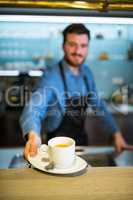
top-left (20, 23), bottom-right (128, 160)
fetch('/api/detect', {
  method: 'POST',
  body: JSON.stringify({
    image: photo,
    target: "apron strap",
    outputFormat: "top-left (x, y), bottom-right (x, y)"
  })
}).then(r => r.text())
top-left (59, 61), bottom-right (69, 98)
top-left (83, 75), bottom-right (90, 93)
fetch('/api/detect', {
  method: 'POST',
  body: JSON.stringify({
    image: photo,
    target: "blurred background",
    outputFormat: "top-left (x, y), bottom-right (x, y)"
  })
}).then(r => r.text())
top-left (0, 0), bottom-right (133, 168)
top-left (0, 21), bottom-right (133, 98)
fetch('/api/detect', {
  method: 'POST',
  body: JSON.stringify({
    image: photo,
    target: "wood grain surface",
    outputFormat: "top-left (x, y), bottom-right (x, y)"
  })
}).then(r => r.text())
top-left (0, 167), bottom-right (133, 200)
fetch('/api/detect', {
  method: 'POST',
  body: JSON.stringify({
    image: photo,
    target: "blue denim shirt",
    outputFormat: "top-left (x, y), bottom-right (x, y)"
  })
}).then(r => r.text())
top-left (20, 59), bottom-right (119, 137)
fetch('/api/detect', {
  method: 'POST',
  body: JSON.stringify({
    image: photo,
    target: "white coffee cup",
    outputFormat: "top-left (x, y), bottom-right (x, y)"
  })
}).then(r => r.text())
top-left (39, 136), bottom-right (76, 169)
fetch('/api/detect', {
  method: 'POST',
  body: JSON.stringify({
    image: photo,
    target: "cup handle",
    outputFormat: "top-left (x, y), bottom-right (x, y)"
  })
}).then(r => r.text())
top-left (38, 145), bottom-right (54, 170)
top-left (38, 144), bottom-right (49, 156)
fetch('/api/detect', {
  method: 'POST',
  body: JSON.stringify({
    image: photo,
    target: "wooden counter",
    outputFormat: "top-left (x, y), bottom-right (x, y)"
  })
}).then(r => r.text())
top-left (0, 167), bottom-right (133, 200)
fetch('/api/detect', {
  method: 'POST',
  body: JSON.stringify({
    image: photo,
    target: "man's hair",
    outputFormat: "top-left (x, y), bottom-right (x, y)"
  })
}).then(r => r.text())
top-left (62, 23), bottom-right (90, 44)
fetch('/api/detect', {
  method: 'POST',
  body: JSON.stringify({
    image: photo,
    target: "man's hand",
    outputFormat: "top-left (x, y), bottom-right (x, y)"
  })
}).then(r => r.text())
top-left (113, 132), bottom-right (132, 153)
top-left (24, 131), bottom-right (41, 160)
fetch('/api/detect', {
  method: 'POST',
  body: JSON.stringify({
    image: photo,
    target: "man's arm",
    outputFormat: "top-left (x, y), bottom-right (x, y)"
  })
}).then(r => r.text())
top-left (20, 72), bottom-right (55, 159)
top-left (87, 69), bottom-right (129, 153)
top-left (113, 131), bottom-right (133, 153)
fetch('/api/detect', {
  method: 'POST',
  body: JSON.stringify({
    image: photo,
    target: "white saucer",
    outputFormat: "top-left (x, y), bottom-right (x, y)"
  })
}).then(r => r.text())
top-left (28, 149), bottom-right (90, 175)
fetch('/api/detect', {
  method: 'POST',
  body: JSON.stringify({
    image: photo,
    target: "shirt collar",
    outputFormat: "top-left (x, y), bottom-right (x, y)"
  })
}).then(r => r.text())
top-left (61, 58), bottom-right (85, 77)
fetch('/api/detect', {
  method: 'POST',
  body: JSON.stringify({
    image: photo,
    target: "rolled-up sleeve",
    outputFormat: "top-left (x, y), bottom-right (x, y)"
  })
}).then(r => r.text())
top-left (20, 72), bottom-right (54, 137)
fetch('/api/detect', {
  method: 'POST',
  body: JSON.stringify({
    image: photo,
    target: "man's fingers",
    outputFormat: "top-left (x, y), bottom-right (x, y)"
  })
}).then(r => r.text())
top-left (124, 144), bottom-right (133, 151)
top-left (115, 143), bottom-right (121, 153)
top-left (24, 142), bottom-right (37, 160)
top-left (24, 142), bottom-right (30, 160)
top-left (30, 144), bottom-right (38, 156)
top-left (23, 134), bottom-right (41, 160)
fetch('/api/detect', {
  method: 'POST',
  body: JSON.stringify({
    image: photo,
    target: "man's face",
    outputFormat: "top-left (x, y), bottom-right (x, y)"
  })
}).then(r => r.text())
top-left (63, 33), bottom-right (89, 67)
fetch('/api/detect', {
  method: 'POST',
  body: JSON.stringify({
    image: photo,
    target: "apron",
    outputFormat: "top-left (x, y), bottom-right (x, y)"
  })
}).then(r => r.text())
top-left (47, 62), bottom-right (90, 145)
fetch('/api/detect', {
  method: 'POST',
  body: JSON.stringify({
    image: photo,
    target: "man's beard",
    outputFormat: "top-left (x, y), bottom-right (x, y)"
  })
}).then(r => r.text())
top-left (64, 54), bottom-right (86, 68)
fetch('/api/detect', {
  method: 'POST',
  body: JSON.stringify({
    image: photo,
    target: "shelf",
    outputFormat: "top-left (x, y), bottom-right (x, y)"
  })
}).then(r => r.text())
top-left (0, 70), bottom-right (43, 77)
